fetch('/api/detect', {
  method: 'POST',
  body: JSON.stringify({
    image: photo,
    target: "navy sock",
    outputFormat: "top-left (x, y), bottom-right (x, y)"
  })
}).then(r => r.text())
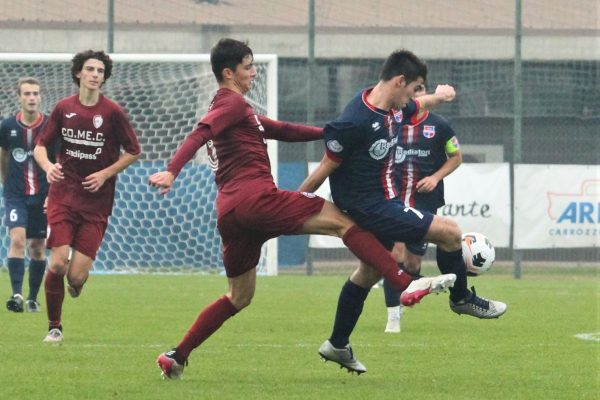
top-left (436, 248), bottom-right (469, 302)
top-left (28, 259), bottom-right (47, 301)
top-left (329, 280), bottom-right (370, 348)
top-left (383, 278), bottom-right (400, 307)
top-left (7, 258), bottom-right (25, 295)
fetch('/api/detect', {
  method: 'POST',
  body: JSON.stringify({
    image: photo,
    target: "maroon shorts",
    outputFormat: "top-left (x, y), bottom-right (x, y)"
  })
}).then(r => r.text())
top-left (46, 202), bottom-right (108, 260)
top-left (218, 189), bottom-right (325, 278)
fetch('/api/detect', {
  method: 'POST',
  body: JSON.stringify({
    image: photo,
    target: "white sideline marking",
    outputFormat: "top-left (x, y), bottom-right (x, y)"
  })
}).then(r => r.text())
top-left (574, 332), bottom-right (600, 342)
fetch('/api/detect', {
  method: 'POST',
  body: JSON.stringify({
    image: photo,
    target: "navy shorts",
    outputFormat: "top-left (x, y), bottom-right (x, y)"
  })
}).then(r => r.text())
top-left (3, 195), bottom-right (48, 239)
top-left (405, 208), bottom-right (437, 256)
top-left (346, 198), bottom-right (434, 251)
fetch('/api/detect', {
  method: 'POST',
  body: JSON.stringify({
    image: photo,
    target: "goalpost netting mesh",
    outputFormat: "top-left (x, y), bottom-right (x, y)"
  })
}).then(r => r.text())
top-left (0, 54), bottom-right (278, 275)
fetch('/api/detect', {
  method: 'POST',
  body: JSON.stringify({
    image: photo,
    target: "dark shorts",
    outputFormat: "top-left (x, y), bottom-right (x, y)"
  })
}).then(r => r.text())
top-left (346, 198), bottom-right (434, 251)
top-left (405, 208), bottom-right (437, 256)
top-left (46, 202), bottom-right (108, 260)
top-left (4, 195), bottom-right (48, 239)
top-left (218, 189), bottom-right (325, 278)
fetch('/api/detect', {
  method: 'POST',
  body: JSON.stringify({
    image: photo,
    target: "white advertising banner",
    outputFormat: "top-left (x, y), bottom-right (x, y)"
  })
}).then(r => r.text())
top-left (514, 164), bottom-right (600, 249)
top-left (443, 163), bottom-right (511, 247)
top-left (308, 162), bottom-right (511, 248)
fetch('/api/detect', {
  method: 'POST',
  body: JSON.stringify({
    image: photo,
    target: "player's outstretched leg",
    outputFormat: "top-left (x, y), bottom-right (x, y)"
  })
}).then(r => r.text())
top-left (400, 273), bottom-right (457, 306)
top-left (318, 340), bottom-right (367, 375)
top-left (450, 286), bottom-right (507, 319)
top-left (157, 349), bottom-right (186, 380)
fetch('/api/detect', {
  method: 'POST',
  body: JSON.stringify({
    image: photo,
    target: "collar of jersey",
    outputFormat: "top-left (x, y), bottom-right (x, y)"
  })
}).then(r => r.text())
top-left (16, 111), bottom-right (44, 129)
top-left (361, 88), bottom-right (389, 116)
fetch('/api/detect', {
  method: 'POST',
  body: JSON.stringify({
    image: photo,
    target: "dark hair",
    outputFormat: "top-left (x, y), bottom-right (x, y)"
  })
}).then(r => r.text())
top-left (17, 77), bottom-right (40, 95)
top-left (379, 50), bottom-right (427, 84)
top-left (71, 50), bottom-right (113, 87)
top-left (210, 38), bottom-right (253, 82)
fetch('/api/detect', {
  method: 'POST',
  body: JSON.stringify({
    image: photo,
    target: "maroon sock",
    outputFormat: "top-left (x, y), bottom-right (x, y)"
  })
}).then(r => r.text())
top-left (342, 225), bottom-right (413, 291)
top-left (176, 295), bottom-right (238, 361)
top-left (44, 269), bottom-right (65, 329)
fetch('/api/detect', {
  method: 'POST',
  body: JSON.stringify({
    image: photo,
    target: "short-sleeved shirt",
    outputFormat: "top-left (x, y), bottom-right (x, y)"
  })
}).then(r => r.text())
top-left (396, 111), bottom-right (459, 211)
top-left (323, 88), bottom-right (418, 211)
top-left (36, 94), bottom-right (141, 216)
top-left (0, 112), bottom-right (49, 199)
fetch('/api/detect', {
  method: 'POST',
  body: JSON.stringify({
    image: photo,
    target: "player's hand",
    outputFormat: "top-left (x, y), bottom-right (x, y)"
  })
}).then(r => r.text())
top-left (83, 171), bottom-right (109, 193)
top-left (46, 163), bottom-right (64, 183)
top-left (416, 176), bottom-right (438, 193)
top-left (434, 84), bottom-right (455, 102)
top-left (148, 171), bottom-right (175, 195)
top-left (43, 197), bottom-right (48, 214)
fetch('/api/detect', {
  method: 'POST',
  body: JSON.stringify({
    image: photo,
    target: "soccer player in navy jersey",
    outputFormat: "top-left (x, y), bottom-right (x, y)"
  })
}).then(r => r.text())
top-left (34, 50), bottom-right (141, 343)
top-left (149, 38), bottom-right (455, 379)
top-left (1, 77), bottom-right (49, 313)
top-left (299, 49), bottom-right (507, 372)
top-left (382, 84), bottom-right (463, 333)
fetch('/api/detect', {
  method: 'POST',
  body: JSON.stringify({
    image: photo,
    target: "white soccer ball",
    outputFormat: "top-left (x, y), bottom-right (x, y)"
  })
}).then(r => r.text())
top-left (461, 232), bottom-right (495, 276)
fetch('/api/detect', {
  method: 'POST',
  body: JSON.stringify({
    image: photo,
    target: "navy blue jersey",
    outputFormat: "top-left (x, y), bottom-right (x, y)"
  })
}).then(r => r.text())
top-left (0, 112), bottom-right (49, 199)
top-left (396, 111), bottom-right (459, 210)
top-left (324, 88), bottom-right (418, 211)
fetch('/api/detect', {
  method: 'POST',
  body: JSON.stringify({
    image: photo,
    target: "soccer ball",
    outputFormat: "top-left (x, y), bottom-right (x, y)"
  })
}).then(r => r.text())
top-left (461, 232), bottom-right (495, 276)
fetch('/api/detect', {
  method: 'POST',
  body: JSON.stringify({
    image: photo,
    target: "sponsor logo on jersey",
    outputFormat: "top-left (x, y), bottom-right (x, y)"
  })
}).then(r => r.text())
top-left (369, 137), bottom-right (398, 160)
top-left (11, 148), bottom-right (28, 162)
top-left (65, 113), bottom-right (77, 118)
top-left (10, 130), bottom-right (16, 137)
top-left (93, 115), bottom-right (103, 129)
top-left (327, 140), bottom-right (343, 153)
top-left (423, 125), bottom-right (436, 138)
top-left (206, 140), bottom-right (219, 172)
top-left (371, 122), bottom-right (381, 131)
top-left (395, 146), bottom-right (431, 163)
top-left (392, 109), bottom-right (403, 123)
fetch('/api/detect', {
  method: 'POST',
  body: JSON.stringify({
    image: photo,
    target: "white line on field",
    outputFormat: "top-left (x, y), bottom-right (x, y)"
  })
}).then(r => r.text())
top-left (574, 332), bottom-right (600, 342)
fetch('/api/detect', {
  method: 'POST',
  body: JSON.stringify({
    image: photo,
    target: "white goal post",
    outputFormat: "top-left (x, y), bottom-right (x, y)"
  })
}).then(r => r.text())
top-left (0, 53), bottom-right (279, 276)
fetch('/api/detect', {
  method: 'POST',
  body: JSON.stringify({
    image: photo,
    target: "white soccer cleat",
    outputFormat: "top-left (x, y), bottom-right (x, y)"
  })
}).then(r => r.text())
top-left (400, 273), bottom-right (456, 306)
top-left (157, 350), bottom-right (186, 380)
top-left (450, 286), bottom-right (507, 319)
top-left (43, 328), bottom-right (63, 343)
top-left (318, 340), bottom-right (367, 374)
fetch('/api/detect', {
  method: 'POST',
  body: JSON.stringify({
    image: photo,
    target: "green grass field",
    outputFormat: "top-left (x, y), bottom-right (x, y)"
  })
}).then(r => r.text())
top-left (1, 266), bottom-right (598, 400)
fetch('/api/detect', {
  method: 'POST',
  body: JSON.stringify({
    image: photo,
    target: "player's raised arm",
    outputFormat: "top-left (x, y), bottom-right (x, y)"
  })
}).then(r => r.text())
top-left (417, 84), bottom-right (456, 111)
top-left (298, 153), bottom-right (340, 193)
top-left (258, 116), bottom-right (323, 142)
top-left (149, 123), bottom-right (213, 195)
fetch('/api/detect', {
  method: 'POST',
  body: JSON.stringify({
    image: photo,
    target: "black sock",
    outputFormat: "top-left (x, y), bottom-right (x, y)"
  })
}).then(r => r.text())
top-left (436, 248), bottom-right (469, 302)
top-left (7, 258), bottom-right (25, 295)
top-left (329, 280), bottom-right (370, 348)
top-left (28, 259), bottom-right (47, 301)
top-left (383, 278), bottom-right (400, 307)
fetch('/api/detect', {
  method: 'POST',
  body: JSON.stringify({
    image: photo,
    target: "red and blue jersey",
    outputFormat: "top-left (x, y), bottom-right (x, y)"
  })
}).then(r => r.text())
top-left (0, 112), bottom-right (49, 199)
top-left (396, 111), bottom-right (459, 210)
top-left (324, 88), bottom-right (418, 211)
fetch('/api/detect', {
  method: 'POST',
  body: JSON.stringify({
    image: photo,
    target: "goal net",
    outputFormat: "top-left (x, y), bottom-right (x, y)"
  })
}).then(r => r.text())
top-left (0, 53), bottom-right (278, 275)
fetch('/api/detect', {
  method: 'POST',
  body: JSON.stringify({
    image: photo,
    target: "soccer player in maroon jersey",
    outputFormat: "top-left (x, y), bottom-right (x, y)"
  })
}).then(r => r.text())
top-left (149, 38), bottom-right (455, 379)
top-left (1, 77), bottom-right (49, 313)
top-left (33, 50), bottom-right (141, 343)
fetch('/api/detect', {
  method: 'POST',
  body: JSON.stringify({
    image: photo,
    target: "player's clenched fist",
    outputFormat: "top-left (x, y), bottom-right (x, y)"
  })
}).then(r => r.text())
top-left (434, 84), bottom-right (455, 102)
top-left (149, 171), bottom-right (175, 195)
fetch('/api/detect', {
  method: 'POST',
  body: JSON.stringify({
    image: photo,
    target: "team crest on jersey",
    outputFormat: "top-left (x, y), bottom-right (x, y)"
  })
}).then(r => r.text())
top-left (93, 115), bottom-right (103, 129)
top-left (327, 140), bottom-right (343, 153)
top-left (12, 148), bottom-right (27, 163)
top-left (392, 109), bottom-right (403, 123)
top-left (423, 125), bottom-right (436, 138)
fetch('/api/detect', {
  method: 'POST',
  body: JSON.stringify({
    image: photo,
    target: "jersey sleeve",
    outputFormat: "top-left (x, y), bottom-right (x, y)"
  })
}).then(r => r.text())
top-left (323, 120), bottom-right (361, 163)
top-left (199, 93), bottom-right (250, 137)
top-left (36, 103), bottom-right (62, 147)
top-left (260, 116), bottom-right (323, 142)
top-left (0, 120), bottom-right (8, 149)
top-left (438, 116), bottom-right (460, 154)
top-left (113, 106), bottom-right (141, 155)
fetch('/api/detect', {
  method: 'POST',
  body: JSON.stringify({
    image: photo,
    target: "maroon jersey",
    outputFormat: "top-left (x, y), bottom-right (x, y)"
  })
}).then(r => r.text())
top-left (37, 94), bottom-right (141, 215)
top-left (167, 88), bottom-right (322, 216)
